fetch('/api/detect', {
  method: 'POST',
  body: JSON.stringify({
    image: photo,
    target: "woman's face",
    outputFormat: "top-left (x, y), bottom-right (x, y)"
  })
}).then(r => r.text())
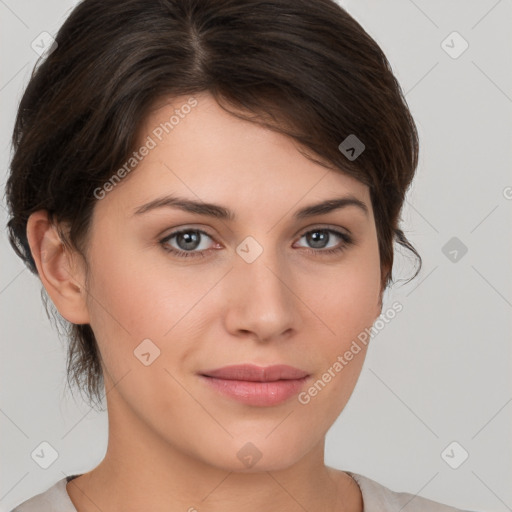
top-left (77, 92), bottom-right (383, 471)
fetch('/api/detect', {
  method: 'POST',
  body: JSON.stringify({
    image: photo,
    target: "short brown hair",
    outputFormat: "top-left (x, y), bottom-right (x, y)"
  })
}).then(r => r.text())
top-left (5, 0), bottom-right (421, 410)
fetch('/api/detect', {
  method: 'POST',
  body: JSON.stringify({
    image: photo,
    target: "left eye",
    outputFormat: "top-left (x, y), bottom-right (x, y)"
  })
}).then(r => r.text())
top-left (295, 229), bottom-right (347, 250)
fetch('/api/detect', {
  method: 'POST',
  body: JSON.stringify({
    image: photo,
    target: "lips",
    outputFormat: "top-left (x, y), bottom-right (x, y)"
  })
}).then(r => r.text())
top-left (199, 364), bottom-right (310, 406)
top-left (199, 364), bottom-right (309, 382)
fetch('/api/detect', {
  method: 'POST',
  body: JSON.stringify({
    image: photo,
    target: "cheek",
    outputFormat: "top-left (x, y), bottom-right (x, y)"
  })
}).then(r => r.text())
top-left (298, 250), bottom-right (380, 406)
top-left (84, 242), bottom-right (226, 371)
top-left (308, 255), bottom-right (381, 342)
top-left (85, 239), bottom-right (173, 333)
top-left (297, 270), bottom-right (377, 419)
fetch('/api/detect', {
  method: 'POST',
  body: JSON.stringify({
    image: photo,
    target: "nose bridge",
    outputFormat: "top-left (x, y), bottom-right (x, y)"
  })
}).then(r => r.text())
top-left (236, 231), bottom-right (288, 287)
top-left (224, 233), bottom-right (298, 340)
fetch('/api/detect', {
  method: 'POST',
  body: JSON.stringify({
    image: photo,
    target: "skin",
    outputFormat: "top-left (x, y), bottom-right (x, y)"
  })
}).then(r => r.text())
top-left (27, 91), bottom-right (388, 512)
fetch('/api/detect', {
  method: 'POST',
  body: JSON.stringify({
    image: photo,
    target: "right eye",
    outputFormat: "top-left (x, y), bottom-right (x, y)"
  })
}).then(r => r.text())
top-left (159, 228), bottom-right (217, 258)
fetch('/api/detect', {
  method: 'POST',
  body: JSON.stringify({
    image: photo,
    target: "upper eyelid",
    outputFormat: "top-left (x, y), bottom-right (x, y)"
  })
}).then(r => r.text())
top-left (161, 225), bottom-right (349, 246)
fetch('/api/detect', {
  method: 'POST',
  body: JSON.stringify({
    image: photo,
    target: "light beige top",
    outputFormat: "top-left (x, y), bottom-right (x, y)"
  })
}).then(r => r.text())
top-left (10, 471), bottom-right (477, 511)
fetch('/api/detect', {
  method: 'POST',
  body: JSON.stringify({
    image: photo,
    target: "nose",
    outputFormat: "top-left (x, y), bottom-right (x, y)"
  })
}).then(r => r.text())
top-left (222, 242), bottom-right (301, 343)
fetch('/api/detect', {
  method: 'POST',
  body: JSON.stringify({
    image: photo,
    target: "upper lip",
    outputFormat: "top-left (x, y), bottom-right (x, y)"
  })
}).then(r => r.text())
top-left (200, 364), bottom-right (309, 382)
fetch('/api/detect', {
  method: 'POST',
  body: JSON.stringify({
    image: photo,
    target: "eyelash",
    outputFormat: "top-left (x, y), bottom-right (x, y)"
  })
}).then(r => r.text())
top-left (159, 227), bottom-right (354, 259)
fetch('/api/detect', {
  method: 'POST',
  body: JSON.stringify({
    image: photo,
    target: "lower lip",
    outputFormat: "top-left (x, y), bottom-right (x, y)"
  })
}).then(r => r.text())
top-left (199, 375), bottom-right (309, 406)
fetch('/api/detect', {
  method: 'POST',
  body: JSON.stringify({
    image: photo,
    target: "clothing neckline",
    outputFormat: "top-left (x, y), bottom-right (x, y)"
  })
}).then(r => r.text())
top-left (62, 471), bottom-right (366, 511)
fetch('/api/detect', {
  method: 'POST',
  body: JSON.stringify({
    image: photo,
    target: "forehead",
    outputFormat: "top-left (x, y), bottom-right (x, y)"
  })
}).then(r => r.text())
top-left (94, 92), bottom-right (372, 219)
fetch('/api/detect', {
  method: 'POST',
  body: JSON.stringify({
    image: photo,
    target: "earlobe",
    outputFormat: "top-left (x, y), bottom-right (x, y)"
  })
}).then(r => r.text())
top-left (26, 210), bottom-right (90, 325)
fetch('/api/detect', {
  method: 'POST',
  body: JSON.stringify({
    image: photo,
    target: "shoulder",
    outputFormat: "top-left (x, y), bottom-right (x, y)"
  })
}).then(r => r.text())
top-left (9, 475), bottom-right (80, 512)
top-left (346, 471), bottom-right (479, 512)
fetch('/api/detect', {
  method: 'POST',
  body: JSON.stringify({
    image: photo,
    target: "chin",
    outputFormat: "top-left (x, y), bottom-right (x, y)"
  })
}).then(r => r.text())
top-left (198, 433), bottom-right (313, 474)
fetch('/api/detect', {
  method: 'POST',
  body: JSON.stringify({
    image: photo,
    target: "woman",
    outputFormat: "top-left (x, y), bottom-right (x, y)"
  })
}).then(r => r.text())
top-left (5, 0), bottom-right (479, 510)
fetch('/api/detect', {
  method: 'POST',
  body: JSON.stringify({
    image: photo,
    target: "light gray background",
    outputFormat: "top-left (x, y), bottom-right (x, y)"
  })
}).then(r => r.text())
top-left (1, 1), bottom-right (511, 511)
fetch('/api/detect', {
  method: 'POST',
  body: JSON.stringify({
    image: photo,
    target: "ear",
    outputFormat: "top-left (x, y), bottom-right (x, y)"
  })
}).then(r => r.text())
top-left (26, 210), bottom-right (90, 325)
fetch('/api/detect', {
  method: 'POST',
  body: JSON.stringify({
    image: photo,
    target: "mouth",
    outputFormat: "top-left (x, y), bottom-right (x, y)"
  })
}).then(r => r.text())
top-left (198, 364), bottom-right (310, 406)
top-left (200, 363), bottom-right (309, 381)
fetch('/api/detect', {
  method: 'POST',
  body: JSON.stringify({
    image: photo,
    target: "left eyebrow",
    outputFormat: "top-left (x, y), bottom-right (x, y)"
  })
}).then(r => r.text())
top-left (132, 194), bottom-right (369, 220)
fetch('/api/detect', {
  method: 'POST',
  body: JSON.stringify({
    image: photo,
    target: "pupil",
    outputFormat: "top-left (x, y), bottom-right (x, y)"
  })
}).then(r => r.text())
top-left (309, 231), bottom-right (328, 248)
top-left (178, 231), bottom-right (199, 250)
